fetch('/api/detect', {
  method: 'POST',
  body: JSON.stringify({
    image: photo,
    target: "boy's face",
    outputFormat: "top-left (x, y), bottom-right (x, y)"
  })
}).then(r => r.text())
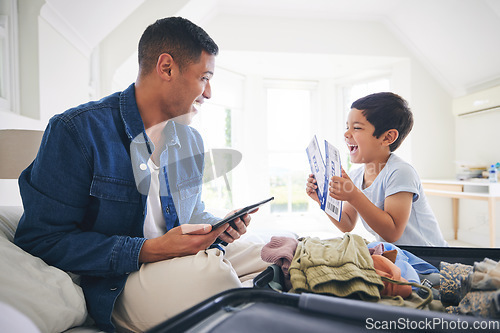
top-left (344, 108), bottom-right (389, 164)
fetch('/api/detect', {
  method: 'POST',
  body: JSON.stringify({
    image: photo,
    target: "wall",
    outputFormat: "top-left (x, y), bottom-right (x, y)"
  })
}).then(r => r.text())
top-left (204, 14), bottom-right (456, 236)
top-left (38, 17), bottom-right (90, 123)
top-left (453, 110), bottom-right (500, 245)
top-left (0, 3), bottom-right (91, 206)
top-left (98, 0), bottom-right (190, 96)
top-left (205, 15), bottom-right (455, 173)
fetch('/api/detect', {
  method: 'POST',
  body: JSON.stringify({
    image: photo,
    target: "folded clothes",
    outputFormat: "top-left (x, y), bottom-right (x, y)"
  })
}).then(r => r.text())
top-left (260, 236), bottom-right (299, 291)
top-left (290, 234), bottom-right (384, 300)
top-left (474, 258), bottom-right (499, 273)
top-left (471, 258), bottom-right (500, 290)
top-left (371, 242), bottom-right (439, 275)
top-left (446, 290), bottom-right (500, 319)
top-left (382, 249), bottom-right (398, 264)
top-left (369, 243), bottom-right (385, 255)
top-left (439, 261), bottom-right (473, 306)
top-left (368, 243), bottom-right (397, 263)
top-left (261, 236), bottom-right (298, 275)
top-left (372, 255), bottom-right (412, 299)
top-left (368, 242), bottom-right (422, 285)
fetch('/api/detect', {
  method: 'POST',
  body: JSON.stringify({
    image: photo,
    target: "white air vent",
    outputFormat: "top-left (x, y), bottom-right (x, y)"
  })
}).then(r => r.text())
top-left (452, 85), bottom-right (500, 117)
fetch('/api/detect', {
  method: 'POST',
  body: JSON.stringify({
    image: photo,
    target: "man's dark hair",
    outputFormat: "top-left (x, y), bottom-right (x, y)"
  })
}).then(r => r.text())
top-left (138, 17), bottom-right (219, 75)
top-left (351, 92), bottom-right (413, 152)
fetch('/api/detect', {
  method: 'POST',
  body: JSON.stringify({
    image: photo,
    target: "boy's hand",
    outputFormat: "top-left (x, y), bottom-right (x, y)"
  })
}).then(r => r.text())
top-left (306, 174), bottom-right (321, 205)
top-left (329, 168), bottom-right (359, 202)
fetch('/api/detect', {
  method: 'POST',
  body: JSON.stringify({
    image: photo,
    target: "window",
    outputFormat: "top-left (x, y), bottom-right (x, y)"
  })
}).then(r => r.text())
top-left (191, 103), bottom-right (234, 210)
top-left (266, 82), bottom-right (316, 214)
top-left (190, 68), bottom-right (244, 212)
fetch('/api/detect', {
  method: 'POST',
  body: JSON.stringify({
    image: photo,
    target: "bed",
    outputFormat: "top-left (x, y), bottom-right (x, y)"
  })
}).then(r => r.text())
top-left (0, 129), bottom-right (103, 333)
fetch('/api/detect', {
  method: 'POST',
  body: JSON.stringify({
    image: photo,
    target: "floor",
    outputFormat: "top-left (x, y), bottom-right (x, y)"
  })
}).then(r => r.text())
top-left (446, 238), bottom-right (477, 247)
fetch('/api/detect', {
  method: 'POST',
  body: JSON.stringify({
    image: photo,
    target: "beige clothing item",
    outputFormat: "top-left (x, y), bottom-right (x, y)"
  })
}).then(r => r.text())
top-left (112, 240), bottom-right (267, 333)
top-left (289, 234), bottom-right (384, 300)
top-left (378, 291), bottom-right (446, 312)
top-left (472, 258), bottom-right (500, 290)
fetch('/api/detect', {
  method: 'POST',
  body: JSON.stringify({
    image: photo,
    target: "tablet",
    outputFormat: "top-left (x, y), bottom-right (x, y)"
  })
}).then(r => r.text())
top-left (211, 197), bottom-right (274, 229)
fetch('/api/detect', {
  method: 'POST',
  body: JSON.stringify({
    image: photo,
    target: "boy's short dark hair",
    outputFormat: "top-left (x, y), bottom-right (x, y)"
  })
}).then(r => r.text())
top-left (351, 92), bottom-right (413, 152)
top-left (138, 17), bottom-right (219, 76)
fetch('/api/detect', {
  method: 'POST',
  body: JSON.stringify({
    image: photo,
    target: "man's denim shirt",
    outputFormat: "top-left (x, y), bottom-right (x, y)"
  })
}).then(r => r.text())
top-left (14, 83), bottom-right (218, 332)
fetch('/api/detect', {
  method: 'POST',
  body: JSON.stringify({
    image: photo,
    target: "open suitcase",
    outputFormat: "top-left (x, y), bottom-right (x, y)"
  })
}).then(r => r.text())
top-left (148, 246), bottom-right (500, 332)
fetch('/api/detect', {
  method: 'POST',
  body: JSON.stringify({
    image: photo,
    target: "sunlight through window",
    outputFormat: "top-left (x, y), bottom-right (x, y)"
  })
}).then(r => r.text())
top-left (267, 87), bottom-right (312, 214)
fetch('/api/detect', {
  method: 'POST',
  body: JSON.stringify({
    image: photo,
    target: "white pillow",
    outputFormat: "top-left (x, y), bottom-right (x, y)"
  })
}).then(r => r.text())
top-left (0, 301), bottom-right (41, 333)
top-left (0, 205), bottom-right (23, 242)
top-left (0, 206), bottom-right (88, 333)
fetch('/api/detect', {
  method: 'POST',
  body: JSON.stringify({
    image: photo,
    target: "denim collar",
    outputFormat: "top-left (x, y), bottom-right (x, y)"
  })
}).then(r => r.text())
top-left (120, 83), bottom-right (145, 141)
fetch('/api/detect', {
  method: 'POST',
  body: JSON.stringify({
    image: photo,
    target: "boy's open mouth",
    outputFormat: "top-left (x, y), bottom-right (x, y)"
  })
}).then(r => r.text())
top-left (347, 144), bottom-right (359, 154)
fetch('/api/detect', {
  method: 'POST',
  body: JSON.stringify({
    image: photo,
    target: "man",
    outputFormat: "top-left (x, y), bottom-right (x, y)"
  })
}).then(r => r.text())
top-left (15, 17), bottom-right (267, 332)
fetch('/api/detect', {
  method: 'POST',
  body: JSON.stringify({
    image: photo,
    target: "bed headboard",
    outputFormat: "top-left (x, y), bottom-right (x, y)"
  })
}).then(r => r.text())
top-left (0, 129), bottom-right (44, 179)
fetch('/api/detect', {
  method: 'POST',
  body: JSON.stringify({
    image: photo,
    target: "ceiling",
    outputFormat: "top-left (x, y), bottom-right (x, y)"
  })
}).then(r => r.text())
top-left (42, 0), bottom-right (500, 97)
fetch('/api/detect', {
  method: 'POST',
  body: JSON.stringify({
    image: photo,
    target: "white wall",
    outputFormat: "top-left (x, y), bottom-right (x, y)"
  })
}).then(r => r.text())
top-left (1, 2), bottom-right (91, 127)
top-left (410, 60), bottom-right (455, 178)
top-left (38, 17), bottom-right (90, 123)
top-left (0, 7), bottom-right (91, 206)
top-left (453, 111), bottom-right (500, 245)
top-left (98, 0), bottom-right (190, 96)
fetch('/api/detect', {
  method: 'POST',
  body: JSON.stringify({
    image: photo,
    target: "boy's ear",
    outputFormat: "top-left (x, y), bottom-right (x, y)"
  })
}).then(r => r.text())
top-left (382, 129), bottom-right (399, 147)
top-left (156, 53), bottom-right (174, 80)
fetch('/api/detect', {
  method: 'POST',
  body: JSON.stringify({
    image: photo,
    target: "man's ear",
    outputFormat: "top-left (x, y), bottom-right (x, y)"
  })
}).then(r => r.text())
top-left (382, 129), bottom-right (399, 147)
top-left (156, 53), bottom-right (174, 80)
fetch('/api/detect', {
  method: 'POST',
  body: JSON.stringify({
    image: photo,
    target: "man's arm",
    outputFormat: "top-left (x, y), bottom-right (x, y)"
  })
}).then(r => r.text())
top-left (14, 116), bottom-right (143, 277)
top-left (139, 224), bottom-right (227, 263)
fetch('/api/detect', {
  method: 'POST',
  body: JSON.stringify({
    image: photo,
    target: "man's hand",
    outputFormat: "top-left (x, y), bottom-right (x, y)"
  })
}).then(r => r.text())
top-left (216, 208), bottom-right (258, 244)
top-left (139, 223), bottom-right (226, 263)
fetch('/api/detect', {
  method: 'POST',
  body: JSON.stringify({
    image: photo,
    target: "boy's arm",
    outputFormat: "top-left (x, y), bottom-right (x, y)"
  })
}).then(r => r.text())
top-left (329, 170), bottom-right (413, 243)
top-left (324, 201), bottom-right (358, 233)
top-left (347, 190), bottom-right (413, 243)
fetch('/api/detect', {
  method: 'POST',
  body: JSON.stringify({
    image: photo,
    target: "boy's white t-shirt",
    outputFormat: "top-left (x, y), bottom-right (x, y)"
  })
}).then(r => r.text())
top-left (349, 153), bottom-right (448, 247)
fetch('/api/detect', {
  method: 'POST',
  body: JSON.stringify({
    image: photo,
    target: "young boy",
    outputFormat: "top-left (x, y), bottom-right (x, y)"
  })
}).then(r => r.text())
top-left (306, 92), bottom-right (448, 246)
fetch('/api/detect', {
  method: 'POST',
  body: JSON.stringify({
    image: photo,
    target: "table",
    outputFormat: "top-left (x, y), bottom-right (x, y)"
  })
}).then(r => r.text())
top-left (422, 179), bottom-right (500, 247)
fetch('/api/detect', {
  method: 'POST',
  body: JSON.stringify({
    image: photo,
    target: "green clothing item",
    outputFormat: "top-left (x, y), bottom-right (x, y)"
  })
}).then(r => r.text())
top-left (289, 233), bottom-right (384, 300)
